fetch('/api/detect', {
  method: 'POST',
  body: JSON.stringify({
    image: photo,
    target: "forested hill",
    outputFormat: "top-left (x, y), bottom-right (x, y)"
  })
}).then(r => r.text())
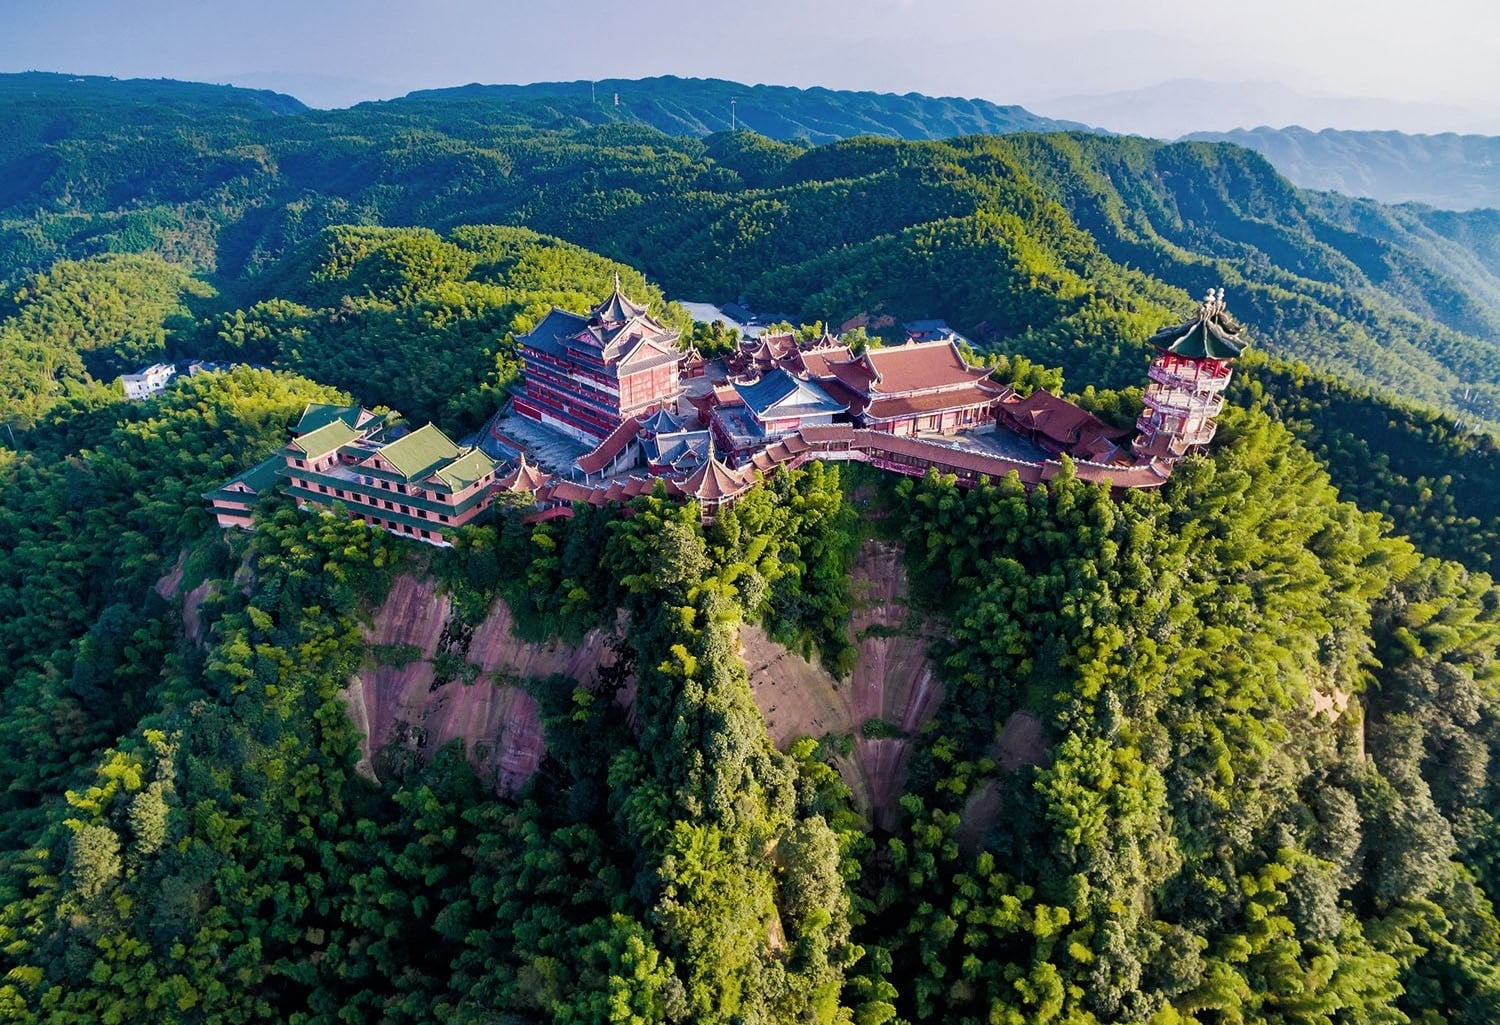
top-left (1, 164), bottom-right (1500, 1019)
top-left (1185, 125), bottom-right (1500, 211)
top-left (0, 71), bottom-right (306, 128)
top-left (2, 73), bottom-right (1497, 430)
top-left (397, 76), bottom-right (1095, 142)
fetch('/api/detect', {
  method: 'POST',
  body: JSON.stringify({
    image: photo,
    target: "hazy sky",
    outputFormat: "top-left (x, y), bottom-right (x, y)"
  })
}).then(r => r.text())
top-left (3, 0), bottom-right (1497, 132)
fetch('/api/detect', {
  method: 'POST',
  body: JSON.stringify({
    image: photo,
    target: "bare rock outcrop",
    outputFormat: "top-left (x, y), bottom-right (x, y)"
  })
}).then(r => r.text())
top-left (742, 539), bottom-right (944, 829)
top-left (345, 575), bottom-right (617, 793)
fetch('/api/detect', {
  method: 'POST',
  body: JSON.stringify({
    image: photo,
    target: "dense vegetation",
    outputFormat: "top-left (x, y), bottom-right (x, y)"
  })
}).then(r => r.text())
top-left (2, 362), bottom-right (1497, 1023)
top-left (870, 413), bottom-right (1500, 1023)
top-left (2, 71), bottom-right (1500, 1023)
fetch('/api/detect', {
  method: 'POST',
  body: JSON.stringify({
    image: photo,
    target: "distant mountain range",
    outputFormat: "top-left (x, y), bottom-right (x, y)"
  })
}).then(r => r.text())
top-left (1026, 79), bottom-right (1500, 140)
top-left (0, 70), bottom-right (305, 117)
top-left (396, 76), bottom-right (1094, 143)
top-left (393, 77), bottom-right (1500, 211)
top-left (5, 72), bottom-right (1492, 212)
top-left (1182, 126), bottom-right (1500, 210)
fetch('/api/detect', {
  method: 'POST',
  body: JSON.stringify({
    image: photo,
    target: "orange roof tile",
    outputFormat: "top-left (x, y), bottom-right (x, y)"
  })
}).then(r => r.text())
top-left (576, 416), bottom-right (644, 475)
top-left (677, 449), bottom-right (752, 501)
top-left (499, 454), bottom-right (553, 492)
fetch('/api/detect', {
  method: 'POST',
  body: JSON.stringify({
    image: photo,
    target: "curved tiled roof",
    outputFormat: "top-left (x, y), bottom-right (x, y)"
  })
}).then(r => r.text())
top-left (433, 448), bottom-right (499, 491)
top-left (826, 339), bottom-right (994, 398)
top-left (678, 444), bottom-right (752, 502)
top-left (576, 416), bottom-right (644, 475)
top-left (641, 407), bottom-right (685, 435)
top-left (500, 454), bottom-right (552, 493)
top-left (589, 276), bottom-right (650, 325)
top-left (288, 419), bottom-right (361, 458)
top-left (733, 368), bottom-right (847, 419)
top-left (1147, 290), bottom-right (1246, 361)
top-left (375, 424), bottom-right (462, 481)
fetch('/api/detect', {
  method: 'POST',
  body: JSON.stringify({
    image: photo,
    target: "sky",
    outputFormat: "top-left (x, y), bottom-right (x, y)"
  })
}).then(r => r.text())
top-left (2, 0), bottom-right (1498, 134)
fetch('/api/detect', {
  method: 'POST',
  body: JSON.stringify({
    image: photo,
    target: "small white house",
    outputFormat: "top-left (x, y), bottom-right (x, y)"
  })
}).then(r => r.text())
top-left (120, 363), bottom-right (176, 400)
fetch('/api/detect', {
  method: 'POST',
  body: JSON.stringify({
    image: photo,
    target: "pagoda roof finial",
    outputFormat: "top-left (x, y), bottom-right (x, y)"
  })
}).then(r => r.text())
top-left (1147, 287), bottom-right (1245, 361)
top-left (589, 272), bottom-right (649, 325)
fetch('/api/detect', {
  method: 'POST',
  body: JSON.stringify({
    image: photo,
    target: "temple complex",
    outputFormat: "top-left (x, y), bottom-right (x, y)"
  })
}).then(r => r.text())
top-left (511, 277), bottom-right (683, 443)
top-left (208, 288), bottom-right (1251, 540)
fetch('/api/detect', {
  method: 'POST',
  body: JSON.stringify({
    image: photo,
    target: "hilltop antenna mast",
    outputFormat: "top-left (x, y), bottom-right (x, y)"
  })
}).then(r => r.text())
top-left (731, 97), bottom-right (737, 131)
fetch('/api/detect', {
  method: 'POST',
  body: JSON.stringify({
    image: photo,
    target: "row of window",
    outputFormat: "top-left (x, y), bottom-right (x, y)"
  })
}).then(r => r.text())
top-left (358, 514), bottom-right (440, 543)
top-left (521, 388), bottom-right (621, 435)
top-left (294, 478), bottom-right (459, 524)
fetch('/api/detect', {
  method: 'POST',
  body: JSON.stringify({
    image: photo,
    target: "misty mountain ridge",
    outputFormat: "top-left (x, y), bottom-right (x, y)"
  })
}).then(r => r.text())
top-left (1183, 126), bottom-right (1500, 210)
top-left (1027, 78), bottom-right (1500, 139)
top-left (394, 75), bottom-right (1095, 142)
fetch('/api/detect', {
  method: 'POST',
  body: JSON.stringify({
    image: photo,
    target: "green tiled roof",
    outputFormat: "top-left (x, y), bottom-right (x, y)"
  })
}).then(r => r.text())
top-left (295, 403), bottom-right (366, 434)
top-left (203, 454), bottom-right (283, 502)
top-left (234, 454), bottom-right (284, 492)
top-left (1147, 294), bottom-right (1246, 361)
top-left (290, 419), bottom-right (361, 457)
top-left (377, 424), bottom-right (461, 481)
top-left (434, 448), bottom-right (498, 491)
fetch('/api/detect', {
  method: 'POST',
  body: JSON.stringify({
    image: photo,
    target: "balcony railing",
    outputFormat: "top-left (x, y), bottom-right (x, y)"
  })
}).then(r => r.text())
top-left (1148, 363), bottom-right (1232, 392)
top-left (1142, 390), bottom-right (1225, 418)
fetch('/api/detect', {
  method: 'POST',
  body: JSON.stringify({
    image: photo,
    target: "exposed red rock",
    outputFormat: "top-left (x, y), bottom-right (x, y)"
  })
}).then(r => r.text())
top-left (346, 574), bottom-right (619, 793)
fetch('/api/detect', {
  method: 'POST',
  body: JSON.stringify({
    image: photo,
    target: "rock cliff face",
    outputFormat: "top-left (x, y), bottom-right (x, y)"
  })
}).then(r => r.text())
top-left (346, 575), bottom-right (618, 792)
top-left (343, 541), bottom-right (944, 814)
top-left (742, 540), bottom-right (943, 829)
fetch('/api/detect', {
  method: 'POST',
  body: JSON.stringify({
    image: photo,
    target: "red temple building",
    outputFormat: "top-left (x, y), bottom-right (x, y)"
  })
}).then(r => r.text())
top-left (812, 339), bottom-right (1006, 436)
top-left (1133, 289), bottom-right (1245, 461)
top-left (996, 389), bottom-right (1131, 463)
top-left (511, 277), bottom-right (684, 443)
top-left (710, 368), bottom-right (847, 464)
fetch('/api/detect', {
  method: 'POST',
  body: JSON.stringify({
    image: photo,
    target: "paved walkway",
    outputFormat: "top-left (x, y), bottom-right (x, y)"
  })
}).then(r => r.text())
top-left (957, 423), bottom-right (1050, 462)
top-left (490, 411), bottom-right (591, 475)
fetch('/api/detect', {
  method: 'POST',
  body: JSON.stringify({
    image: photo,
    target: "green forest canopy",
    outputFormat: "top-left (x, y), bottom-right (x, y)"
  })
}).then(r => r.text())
top-left (1, 73), bottom-right (1500, 1024)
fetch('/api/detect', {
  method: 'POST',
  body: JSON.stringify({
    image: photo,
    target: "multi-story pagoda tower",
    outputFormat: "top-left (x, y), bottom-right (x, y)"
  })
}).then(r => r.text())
top-left (1133, 288), bottom-right (1246, 462)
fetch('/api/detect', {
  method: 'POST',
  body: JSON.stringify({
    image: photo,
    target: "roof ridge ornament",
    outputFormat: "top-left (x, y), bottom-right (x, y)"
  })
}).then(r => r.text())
top-left (1201, 286), bottom-right (1227, 320)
